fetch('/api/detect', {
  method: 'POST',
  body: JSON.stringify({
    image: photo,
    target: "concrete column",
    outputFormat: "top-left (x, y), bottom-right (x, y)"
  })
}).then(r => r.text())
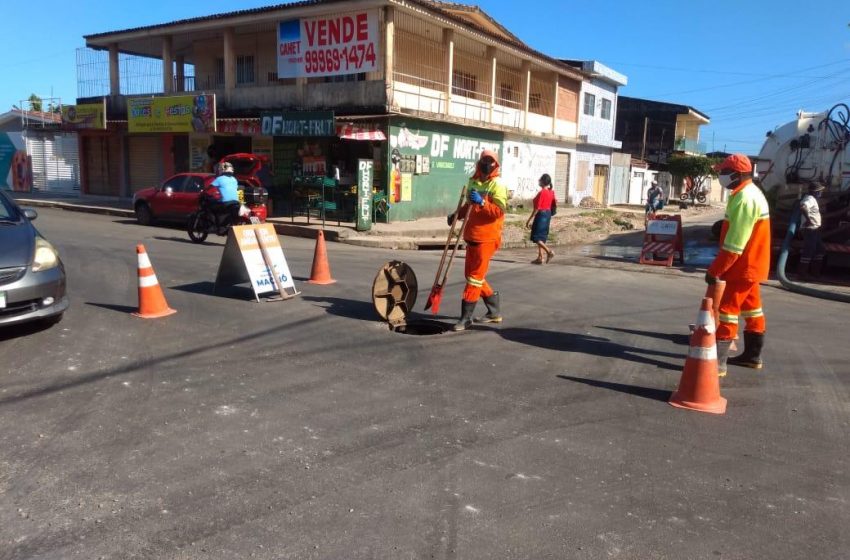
top-left (108, 44), bottom-right (120, 96)
top-left (162, 36), bottom-right (173, 94)
top-left (176, 55), bottom-right (185, 92)
top-left (443, 28), bottom-right (454, 117)
top-left (223, 28), bottom-right (236, 104)
top-left (551, 73), bottom-right (560, 135)
top-left (384, 7), bottom-right (395, 107)
top-left (521, 61), bottom-right (531, 131)
top-left (487, 46), bottom-right (497, 124)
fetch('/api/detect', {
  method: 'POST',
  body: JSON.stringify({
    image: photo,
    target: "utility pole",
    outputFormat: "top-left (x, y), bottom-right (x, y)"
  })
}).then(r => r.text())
top-left (641, 117), bottom-right (649, 162)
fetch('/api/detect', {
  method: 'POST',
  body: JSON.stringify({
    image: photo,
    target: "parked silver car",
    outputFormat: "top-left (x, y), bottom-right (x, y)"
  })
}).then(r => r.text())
top-left (0, 191), bottom-right (68, 328)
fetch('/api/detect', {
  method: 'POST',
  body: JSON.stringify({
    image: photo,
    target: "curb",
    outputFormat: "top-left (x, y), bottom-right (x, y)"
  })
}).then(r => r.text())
top-left (15, 199), bottom-right (135, 219)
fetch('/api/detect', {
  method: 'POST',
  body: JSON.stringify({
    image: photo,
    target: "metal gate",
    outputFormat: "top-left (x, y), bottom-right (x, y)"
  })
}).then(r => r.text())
top-left (607, 152), bottom-right (630, 205)
top-left (26, 132), bottom-right (80, 194)
top-left (554, 152), bottom-right (571, 203)
top-left (592, 164), bottom-right (609, 203)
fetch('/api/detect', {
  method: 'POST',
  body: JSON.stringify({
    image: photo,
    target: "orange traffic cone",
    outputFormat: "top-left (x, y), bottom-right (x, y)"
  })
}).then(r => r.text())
top-left (670, 297), bottom-right (727, 415)
top-left (133, 244), bottom-right (177, 319)
top-left (307, 230), bottom-right (336, 285)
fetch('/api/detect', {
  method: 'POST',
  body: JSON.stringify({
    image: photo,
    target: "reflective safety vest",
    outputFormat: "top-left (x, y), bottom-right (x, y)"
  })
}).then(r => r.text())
top-left (462, 176), bottom-right (508, 243)
top-left (708, 180), bottom-right (771, 283)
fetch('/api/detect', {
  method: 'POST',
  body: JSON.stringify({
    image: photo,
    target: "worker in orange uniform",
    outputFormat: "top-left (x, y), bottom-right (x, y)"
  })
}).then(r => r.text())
top-left (447, 149), bottom-right (508, 331)
top-left (706, 154), bottom-right (771, 375)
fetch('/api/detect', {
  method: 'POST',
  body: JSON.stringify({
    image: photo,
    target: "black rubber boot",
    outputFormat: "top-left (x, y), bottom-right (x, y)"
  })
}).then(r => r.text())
top-left (811, 258), bottom-right (824, 278)
top-left (716, 339), bottom-right (732, 377)
top-left (452, 300), bottom-right (477, 331)
top-left (474, 292), bottom-right (502, 324)
top-left (728, 332), bottom-right (764, 370)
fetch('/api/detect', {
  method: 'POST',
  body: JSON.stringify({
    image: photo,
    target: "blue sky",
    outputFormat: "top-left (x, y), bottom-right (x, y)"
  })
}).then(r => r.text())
top-left (2, 0), bottom-right (849, 154)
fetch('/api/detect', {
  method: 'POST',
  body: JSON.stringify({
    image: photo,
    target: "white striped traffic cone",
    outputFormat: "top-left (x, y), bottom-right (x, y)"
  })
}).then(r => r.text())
top-left (133, 244), bottom-right (176, 319)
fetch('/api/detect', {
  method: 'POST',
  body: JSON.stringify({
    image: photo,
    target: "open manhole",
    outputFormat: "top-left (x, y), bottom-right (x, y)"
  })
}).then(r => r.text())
top-left (372, 261), bottom-right (450, 335)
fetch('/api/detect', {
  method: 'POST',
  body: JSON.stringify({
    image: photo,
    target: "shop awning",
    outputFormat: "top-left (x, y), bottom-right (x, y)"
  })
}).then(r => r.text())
top-left (336, 123), bottom-right (386, 141)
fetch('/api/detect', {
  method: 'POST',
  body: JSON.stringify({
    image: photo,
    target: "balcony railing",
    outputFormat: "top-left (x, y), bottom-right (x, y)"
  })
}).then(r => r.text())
top-left (674, 137), bottom-right (706, 154)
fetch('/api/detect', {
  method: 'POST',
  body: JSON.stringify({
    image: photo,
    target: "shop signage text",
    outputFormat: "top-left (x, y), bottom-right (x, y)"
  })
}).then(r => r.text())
top-left (128, 94), bottom-right (216, 134)
top-left (277, 10), bottom-right (379, 79)
top-left (261, 111), bottom-right (335, 137)
top-left (356, 159), bottom-right (373, 232)
top-left (61, 101), bottom-right (106, 130)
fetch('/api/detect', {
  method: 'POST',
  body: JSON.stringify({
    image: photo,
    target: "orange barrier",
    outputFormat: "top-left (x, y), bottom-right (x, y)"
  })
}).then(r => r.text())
top-left (640, 214), bottom-right (685, 267)
top-left (133, 244), bottom-right (177, 319)
top-left (670, 297), bottom-right (727, 415)
top-left (307, 230), bottom-right (336, 285)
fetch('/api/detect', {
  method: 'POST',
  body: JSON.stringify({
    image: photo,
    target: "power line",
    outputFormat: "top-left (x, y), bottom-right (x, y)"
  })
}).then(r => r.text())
top-left (610, 58), bottom-right (850, 79)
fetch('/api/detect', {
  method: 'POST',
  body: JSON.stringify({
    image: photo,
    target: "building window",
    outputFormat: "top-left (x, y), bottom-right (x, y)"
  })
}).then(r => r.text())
top-left (237, 55), bottom-right (255, 85)
top-left (452, 71), bottom-right (477, 97)
top-left (325, 73), bottom-right (367, 83)
top-left (529, 93), bottom-right (542, 112)
top-left (215, 58), bottom-right (225, 87)
top-left (583, 93), bottom-right (596, 116)
top-left (601, 98), bottom-right (612, 120)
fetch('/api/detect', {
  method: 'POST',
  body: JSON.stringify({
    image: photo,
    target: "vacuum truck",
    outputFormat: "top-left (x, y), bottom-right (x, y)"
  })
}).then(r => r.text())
top-left (754, 103), bottom-right (850, 268)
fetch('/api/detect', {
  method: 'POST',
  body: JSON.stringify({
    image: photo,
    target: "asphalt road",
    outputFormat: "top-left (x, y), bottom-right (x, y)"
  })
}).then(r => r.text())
top-left (1, 208), bottom-right (848, 560)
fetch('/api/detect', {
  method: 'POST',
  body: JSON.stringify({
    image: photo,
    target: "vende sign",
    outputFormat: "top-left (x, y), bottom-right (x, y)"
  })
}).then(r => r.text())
top-left (277, 10), bottom-right (380, 79)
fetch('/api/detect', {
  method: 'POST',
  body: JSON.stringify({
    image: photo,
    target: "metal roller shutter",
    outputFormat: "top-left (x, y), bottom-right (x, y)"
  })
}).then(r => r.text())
top-left (26, 133), bottom-right (81, 194)
top-left (128, 136), bottom-right (162, 193)
top-left (84, 136), bottom-right (111, 195)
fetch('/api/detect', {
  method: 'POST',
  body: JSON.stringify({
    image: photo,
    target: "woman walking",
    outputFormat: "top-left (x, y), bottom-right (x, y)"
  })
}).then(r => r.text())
top-left (526, 173), bottom-right (556, 264)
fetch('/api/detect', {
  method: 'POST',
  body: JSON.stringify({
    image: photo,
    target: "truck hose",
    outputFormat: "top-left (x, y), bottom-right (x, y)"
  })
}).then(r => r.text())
top-left (776, 202), bottom-right (850, 302)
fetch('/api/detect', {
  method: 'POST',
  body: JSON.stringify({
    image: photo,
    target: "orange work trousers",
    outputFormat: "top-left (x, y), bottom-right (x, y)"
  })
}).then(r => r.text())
top-left (462, 240), bottom-right (499, 302)
top-left (717, 280), bottom-right (766, 341)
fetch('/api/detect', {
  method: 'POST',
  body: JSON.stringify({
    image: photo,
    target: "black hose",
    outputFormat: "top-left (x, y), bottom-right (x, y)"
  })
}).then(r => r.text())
top-left (776, 201), bottom-right (850, 302)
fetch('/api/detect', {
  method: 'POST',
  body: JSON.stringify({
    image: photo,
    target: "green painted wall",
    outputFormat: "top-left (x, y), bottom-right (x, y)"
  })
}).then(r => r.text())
top-left (386, 117), bottom-right (503, 221)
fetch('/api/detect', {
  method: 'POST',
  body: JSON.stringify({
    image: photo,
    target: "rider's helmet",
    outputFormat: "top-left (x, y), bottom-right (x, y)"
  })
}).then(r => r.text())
top-left (219, 162), bottom-right (234, 174)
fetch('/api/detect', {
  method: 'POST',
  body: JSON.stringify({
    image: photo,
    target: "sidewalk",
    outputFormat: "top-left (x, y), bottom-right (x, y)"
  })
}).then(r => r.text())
top-left (10, 191), bottom-right (725, 250)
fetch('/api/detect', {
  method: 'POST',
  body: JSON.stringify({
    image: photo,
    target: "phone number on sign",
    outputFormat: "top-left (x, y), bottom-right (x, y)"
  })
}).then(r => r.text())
top-left (303, 43), bottom-right (377, 74)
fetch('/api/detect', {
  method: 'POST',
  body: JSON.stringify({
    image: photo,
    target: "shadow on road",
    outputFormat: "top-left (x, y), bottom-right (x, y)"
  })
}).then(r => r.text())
top-left (152, 236), bottom-right (224, 246)
top-left (498, 327), bottom-right (682, 371)
top-left (302, 296), bottom-right (378, 322)
top-left (0, 320), bottom-right (58, 342)
top-left (85, 302), bottom-right (137, 314)
top-left (171, 281), bottom-right (255, 300)
top-left (557, 375), bottom-right (672, 402)
top-left (596, 325), bottom-right (690, 346)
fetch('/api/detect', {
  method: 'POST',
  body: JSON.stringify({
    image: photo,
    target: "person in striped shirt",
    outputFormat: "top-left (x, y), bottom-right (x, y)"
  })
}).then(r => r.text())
top-left (706, 154), bottom-right (771, 375)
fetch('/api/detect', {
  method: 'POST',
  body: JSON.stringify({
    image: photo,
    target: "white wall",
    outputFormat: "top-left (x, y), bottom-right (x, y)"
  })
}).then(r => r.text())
top-left (578, 79), bottom-right (619, 148)
top-left (501, 137), bottom-right (576, 204)
top-left (573, 148), bottom-right (611, 203)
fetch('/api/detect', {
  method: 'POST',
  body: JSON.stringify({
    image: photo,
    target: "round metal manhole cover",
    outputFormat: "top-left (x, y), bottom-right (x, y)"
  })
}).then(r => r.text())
top-left (371, 261), bottom-right (418, 325)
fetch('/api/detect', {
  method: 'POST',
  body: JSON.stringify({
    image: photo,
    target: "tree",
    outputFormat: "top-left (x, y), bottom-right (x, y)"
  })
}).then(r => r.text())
top-left (666, 154), bottom-right (721, 196)
top-left (27, 93), bottom-right (43, 112)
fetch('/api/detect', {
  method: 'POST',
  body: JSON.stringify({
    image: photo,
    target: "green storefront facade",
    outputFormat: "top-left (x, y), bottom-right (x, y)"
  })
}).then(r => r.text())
top-left (385, 117), bottom-right (504, 222)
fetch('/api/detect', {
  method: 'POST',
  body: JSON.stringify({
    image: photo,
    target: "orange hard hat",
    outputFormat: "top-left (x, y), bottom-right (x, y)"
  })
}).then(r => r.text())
top-left (714, 153), bottom-right (752, 173)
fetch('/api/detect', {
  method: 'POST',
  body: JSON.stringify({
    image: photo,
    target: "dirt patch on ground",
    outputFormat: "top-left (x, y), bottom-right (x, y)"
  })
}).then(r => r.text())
top-left (502, 209), bottom-right (642, 246)
top-left (502, 205), bottom-right (720, 247)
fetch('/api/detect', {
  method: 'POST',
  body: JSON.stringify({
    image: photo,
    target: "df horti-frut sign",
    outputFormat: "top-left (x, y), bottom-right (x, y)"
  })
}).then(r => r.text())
top-left (356, 159), bottom-right (374, 232)
top-left (277, 10), bottom-right (379, 79)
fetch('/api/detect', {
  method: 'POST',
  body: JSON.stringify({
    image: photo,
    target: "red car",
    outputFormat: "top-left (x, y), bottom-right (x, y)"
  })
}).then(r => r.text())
top-left (133, 173), bottom-right (215, 226)
top-left (133, 154), bottom-right (269, 225)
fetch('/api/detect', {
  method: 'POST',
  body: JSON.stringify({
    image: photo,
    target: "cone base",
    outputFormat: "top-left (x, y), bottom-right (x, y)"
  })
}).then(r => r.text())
top-left (669, 394), bottom-right (727, 415)
top-left (307, 278), bottom-right (336, 285)
top-left (133, 307), bottom-right (177, 319)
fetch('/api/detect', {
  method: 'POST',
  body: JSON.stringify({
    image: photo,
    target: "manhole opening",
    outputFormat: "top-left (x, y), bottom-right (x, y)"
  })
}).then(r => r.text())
top-left (390, 319), bottom-right (449, 336)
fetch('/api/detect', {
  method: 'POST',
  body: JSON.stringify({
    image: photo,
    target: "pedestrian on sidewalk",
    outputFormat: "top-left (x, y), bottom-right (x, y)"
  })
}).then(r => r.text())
top-left (525, 173), bottom-right (556, 264)
top-left (705, 154), bottom-right (771, 375)
top-left (446, 149), bottom-right (508, 331)
top-left (798, 181), bottom-right (826, 279)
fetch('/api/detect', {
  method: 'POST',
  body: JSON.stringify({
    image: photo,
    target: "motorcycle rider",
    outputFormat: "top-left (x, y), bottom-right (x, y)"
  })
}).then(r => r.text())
top-left (209, 161), bottom-right (241, 226)
top-left (706, 154), bottom-right (771, 375)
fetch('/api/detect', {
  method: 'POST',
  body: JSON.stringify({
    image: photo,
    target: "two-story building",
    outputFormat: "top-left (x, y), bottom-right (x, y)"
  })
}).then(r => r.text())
top-left (75, 0), bottom-right (626, 220)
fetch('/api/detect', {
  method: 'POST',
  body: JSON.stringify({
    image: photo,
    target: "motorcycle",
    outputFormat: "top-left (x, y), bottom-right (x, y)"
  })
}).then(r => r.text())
top-left (187, 193), bottom-right (261, 243)
top-left (680, 182), bottom-right (708, 204)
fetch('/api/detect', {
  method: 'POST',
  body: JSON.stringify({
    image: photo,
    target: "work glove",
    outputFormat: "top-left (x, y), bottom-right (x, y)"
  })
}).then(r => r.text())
top-left (446, 213), bottom-right (455, 226)
top-left (468, 189), bottom-right (485, 206)
top-left (704, 272), bottom-right (718, 285)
